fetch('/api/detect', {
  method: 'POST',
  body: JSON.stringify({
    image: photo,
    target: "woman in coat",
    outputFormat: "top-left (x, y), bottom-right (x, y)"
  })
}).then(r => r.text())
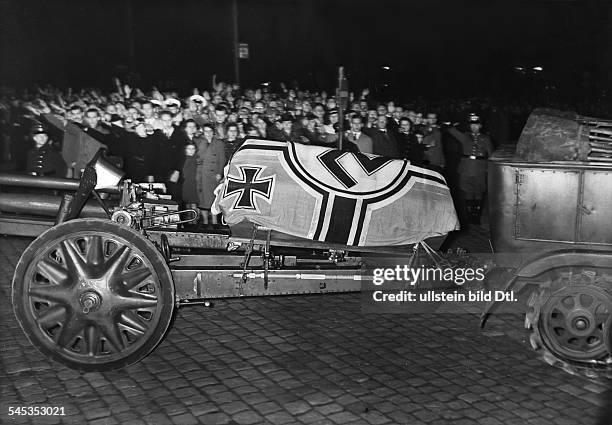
top-left (196, 123), bottom-right (226, 227)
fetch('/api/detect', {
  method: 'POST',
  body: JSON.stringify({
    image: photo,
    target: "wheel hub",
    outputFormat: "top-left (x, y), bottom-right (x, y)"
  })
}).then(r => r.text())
top-left (79, 291), bottom-right (102, 314)
top-left (573, 318), bottom-right (588, 331)
top-left (14, 225), bottom-right (173, 370)
top-left (539, 284), bottom-right (612, 362)
top-left (566, 308), bottom-right (596, 336)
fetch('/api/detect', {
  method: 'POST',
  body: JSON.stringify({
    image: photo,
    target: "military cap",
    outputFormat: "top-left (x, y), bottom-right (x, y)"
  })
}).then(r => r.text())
top-left (164, 98), bottom-right (181, 108)
top-left (468, 113), bottom-right (481, 124)
top-left (189, 94), bottom-right (206, 104)
top-left (31, 123), bottom-right (47, 135)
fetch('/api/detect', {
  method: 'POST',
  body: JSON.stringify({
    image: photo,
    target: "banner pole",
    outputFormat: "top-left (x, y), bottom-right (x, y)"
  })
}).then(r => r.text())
top-left (337, 67), bottom-right (348, 150)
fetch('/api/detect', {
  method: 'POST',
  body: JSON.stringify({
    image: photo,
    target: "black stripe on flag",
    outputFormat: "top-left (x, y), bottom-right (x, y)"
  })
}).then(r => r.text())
top-left (313, 194), bottom-right (328, 241)
top-left (325, 196), bottom-right (356, 245)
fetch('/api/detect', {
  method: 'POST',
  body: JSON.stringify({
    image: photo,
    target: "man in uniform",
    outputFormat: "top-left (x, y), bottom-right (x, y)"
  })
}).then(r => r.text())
top-left (421, 112), bottom-right (445, 173)
top-left (447, 114), bottom-right (494, 224)
top-left (25, 123), bottom-right (67, 177)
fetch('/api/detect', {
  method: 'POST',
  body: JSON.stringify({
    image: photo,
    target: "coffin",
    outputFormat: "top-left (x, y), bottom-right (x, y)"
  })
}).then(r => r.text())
top-left (213, 140), bottom-right (459, 249)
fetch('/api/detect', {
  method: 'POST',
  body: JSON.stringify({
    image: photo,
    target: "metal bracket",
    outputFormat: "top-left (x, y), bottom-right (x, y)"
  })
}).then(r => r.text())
top-left (91, 190), bottom-right (112, 218)
top-left (263, 227), bottom-right (271, 290)
top-left (239, 226), bottom-right (272, 291)
top-left (160, 234), bottom-right (180, 263)
top-left (239, 226), bottom-right (258, 295)
top-left (65, 149), bottom-right (102, 221)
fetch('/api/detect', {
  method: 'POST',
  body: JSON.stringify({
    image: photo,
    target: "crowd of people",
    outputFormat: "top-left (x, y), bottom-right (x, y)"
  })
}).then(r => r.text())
top-left (0, 78), bottom-right (605, 228)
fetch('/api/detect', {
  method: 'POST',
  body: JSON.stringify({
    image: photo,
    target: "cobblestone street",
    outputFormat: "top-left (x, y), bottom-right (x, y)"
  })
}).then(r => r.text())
top-left (1, 230), bottom-right (611, 425)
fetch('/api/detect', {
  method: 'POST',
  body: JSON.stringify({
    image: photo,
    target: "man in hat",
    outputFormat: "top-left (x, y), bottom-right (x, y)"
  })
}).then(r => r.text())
top-left (25, 123), bottom-right (67, 177)
top-left (185, 95), bottom-right (206, 122)
top-left (447, 113), bottom-right (494, 224)
top-left (165, 98), bottom-right (181, 112)
top-left (164, 98), bottom-right (183, 126)
top-left (273, 114), bottom-right (303, 144)
top-left (421, 112), bottom-right (445, 173)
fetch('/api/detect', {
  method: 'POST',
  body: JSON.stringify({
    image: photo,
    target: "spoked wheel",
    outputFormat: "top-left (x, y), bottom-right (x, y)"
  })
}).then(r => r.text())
top-left (12, 219), bottom-right (175, 371)
top-left (526, 269), bottom-right (612, 377)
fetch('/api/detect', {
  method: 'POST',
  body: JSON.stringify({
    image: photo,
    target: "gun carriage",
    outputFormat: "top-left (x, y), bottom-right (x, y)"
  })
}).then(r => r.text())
top-left (3, 139), bottom-right (458, 371)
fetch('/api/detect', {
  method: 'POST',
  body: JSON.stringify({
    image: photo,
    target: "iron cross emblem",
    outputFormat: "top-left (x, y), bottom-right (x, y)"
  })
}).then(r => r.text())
top-left (224, 166), bottom-right (275, 211)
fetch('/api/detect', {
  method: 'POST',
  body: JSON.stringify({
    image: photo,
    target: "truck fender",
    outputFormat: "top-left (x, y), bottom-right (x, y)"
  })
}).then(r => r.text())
top-left (480, 249), bottom-right (612, 328)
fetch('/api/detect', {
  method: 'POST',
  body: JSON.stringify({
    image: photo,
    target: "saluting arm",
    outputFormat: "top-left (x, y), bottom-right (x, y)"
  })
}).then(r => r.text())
top-left (447, 126), bottom-right (471, 145)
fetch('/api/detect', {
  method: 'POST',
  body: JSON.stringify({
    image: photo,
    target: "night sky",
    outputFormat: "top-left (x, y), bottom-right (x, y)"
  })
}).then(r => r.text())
top-left (1, 0), bottom-right (611, 97)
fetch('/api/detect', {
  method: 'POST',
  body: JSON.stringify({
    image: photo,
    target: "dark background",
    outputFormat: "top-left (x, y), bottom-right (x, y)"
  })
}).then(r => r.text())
top-left (2, 0), bottom-right (612, 99)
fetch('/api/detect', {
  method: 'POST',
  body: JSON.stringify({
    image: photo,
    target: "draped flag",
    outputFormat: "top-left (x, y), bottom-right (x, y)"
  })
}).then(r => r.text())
top-left (214, 139), bottom-right (459, 247)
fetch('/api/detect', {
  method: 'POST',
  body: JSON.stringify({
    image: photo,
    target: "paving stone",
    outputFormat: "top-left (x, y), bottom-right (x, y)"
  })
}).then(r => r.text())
top-left (188, 402), bottom-right (219, 417)
top-left (314, 403), bottom-right (344, 416)
top-left (82, 407), bottom-right (112, 421)
top-left (295, 410), bottom-right (326, 423)
top-left (264, 411), bottom-right (296, 425)
top-left (303, 392), bottom-right (333, 406)
top-left (169, 412), bottom-right (198, 425)
top-left (283, 400), bottom-right (311, 415)
top-left (196, 412), bottom-right (232, 424)
top-left (220, 400), bottom-right (249, 415)
top-left (242, 392), bottom-right (271, 405)
top-left (328, 411), bottom-right (361, 423)
top-left (253, 401), bottom-right (282, 415)
top-left (232, 410), bottom-right (264, 424)
top-left (141, 413), bottom-right (173, 425)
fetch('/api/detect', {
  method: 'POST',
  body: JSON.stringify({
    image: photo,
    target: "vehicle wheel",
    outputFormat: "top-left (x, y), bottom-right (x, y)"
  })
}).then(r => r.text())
top-left (525, 268), bottom-right (612, 376)
top-left (605, 315), bottom-right (612, 360)
top-left (12, 218), bottom-right (175, 371)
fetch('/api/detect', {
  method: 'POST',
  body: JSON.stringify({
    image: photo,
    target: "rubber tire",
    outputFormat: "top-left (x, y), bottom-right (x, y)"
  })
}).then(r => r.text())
top-left (12, 218), bottom-right (175, 372)
top-left (525, 269), bottom-right (612, 377)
